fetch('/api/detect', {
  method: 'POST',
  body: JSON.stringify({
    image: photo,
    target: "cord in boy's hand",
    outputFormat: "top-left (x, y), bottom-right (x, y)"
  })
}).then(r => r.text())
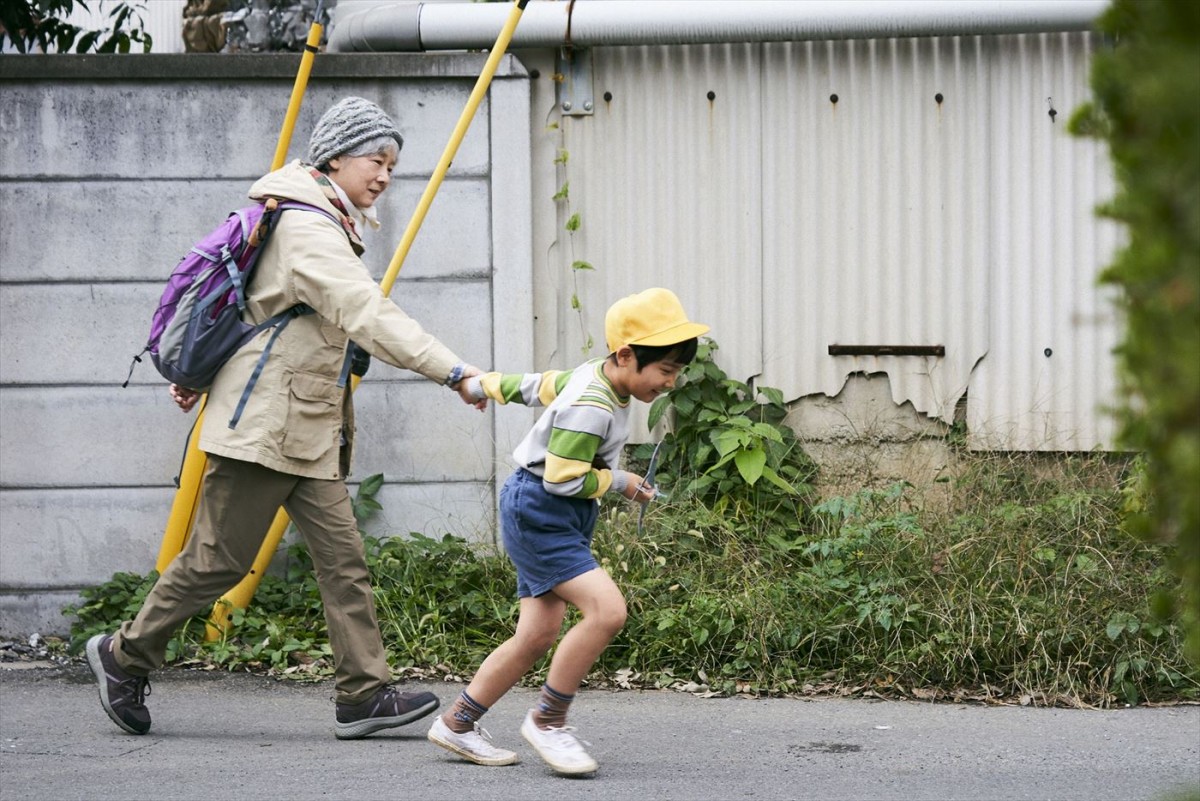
top-left (169, 383), bottom-right (201, 413)
top-left (454, 364), bottom-right (488, 411)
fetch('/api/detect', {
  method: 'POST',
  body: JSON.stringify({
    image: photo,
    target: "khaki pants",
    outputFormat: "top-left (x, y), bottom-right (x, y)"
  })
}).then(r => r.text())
top-left (114, 454), bottom-right (390, 705)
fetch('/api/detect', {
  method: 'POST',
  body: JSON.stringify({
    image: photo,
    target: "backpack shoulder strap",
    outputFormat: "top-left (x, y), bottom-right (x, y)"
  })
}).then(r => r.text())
top-left (275, 200), bottom-right (341, 226)
top-left (273, 200), bottom-right (359, 244)
top-left (227, 304), bottom-right (315, 429)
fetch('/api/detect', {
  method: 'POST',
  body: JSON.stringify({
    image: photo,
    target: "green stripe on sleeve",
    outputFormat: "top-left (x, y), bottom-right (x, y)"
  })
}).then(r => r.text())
top-left (498, 374), bottom-right (529, 404)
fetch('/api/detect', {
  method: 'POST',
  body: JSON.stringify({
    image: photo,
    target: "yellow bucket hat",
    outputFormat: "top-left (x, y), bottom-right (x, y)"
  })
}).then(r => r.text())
top-left (604, 288), bottom-right (710, 354)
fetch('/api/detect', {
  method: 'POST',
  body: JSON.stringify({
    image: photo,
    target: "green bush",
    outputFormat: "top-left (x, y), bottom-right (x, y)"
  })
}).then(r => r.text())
top-left (66, 456), bottom-right (1196, 706)
top-left (1070, 0), bottom-right (1200, 661)
top-left (369, 532), bottom-right (518, 673)
top-left (637, 339), bottom-right (819, 532)
top-left (0, 0), bottom-right (152, 53)
top-left (595, 456), bottom-right (1194, 705)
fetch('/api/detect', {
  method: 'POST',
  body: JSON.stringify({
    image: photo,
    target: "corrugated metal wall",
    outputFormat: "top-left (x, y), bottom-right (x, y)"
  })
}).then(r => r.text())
top-left (553, 42), bottom-right (764, 378)
top-left (970, 32), bottom-right (1122, 451)
top-left (548, 31), bottom-right (1120, 451)
top-left (760, 35), bottom-right (992, 427)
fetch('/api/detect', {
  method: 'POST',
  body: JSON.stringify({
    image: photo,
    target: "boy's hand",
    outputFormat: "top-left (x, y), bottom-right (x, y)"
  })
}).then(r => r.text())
top-left (169, 383), bottom-right (200, 413)
top-left (454, 365), bottom-right (488, 411)
top-left (622, 471), bottom-right (657, 502)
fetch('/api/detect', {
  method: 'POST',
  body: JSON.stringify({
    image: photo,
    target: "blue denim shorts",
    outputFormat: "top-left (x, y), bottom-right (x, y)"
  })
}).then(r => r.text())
top-left (500, 468), bottom-right (600, 598)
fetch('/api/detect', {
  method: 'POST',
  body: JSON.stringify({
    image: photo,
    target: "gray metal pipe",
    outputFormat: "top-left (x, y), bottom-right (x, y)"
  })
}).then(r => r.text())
top-left (329, 0), bottom-right (1107, 53)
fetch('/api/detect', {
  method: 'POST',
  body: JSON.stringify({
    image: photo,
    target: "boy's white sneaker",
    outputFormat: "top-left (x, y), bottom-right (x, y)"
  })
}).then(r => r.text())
top-left (520, 709), bottom-right (598, 775)
top-left (428, 715), bottom-right (519, 766)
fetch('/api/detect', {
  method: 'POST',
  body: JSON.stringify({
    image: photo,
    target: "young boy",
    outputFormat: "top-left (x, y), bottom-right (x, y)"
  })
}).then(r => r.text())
top-left (427, 288), bottom-right (708, 775)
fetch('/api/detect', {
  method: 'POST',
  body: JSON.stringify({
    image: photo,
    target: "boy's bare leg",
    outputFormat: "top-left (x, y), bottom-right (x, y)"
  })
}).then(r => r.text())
top-left (428, 594), bottom-right (567, 764)
top-left (463, 593), bottom-right (567, 707)
top-left (543, 568), bottom-right (627, 695)
top-left (515, 568), bottom-right (626, 775)
top-left (434, 568), bottom-right (622, 747)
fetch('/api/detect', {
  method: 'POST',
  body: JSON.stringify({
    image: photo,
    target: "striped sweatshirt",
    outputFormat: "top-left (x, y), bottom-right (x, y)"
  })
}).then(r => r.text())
top-left (468, 359), bottom-right (631, 499)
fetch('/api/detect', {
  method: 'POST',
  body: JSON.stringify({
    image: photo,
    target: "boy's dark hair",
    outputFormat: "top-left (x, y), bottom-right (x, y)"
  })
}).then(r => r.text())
top-left (628, 338), bottom-right (699, 370)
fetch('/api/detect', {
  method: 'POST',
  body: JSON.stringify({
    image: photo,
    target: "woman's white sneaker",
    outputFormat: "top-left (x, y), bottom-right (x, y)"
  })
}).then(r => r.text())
top-left (520, 709), bottom-right (598, 775)
top-left (428, 715), bottom-right (519, 766)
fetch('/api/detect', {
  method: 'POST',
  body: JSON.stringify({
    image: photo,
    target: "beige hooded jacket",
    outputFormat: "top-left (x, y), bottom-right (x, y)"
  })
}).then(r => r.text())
top-left (198, 161), bottom-right (461, 480)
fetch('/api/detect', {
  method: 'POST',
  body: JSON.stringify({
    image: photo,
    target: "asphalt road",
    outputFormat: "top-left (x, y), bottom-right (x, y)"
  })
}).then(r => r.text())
top-left (1, 663), bottom-right (1197, 801)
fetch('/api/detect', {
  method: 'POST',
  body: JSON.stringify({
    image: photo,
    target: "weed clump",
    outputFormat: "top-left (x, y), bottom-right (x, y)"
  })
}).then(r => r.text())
top-left (595, 455), bottom-right (1193, 706)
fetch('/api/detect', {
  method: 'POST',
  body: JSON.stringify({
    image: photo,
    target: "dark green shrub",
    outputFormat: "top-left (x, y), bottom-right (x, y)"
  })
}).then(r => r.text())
top-left (1070, 0), bottom-right (1200, 661)
top-left (637, 338), bottom-right (818, 532)
top-left (0, 0), bottom-right (152, 53)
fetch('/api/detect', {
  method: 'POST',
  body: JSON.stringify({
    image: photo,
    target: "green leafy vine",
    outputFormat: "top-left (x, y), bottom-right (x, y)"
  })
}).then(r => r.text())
top-left (548, 127), bottom-right (596, 354)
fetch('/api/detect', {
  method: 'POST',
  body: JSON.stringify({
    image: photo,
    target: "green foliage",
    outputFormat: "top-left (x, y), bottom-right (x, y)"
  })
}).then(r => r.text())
top-left (1, 0), bottom-right (152, 53)
top-left (63, 569), bottom-right (159, 646)
top-left (60, 385), bottom-right (1195, 707)
top-left (1070, 0), bottom-right (1200, 662)
top-left (64, 456), bottom-right (1195, 705)
top-left (551, 148), bottom-right (596, 354)
top-left (597, 455), bottom-right (1195, 705)
top-left (639, 339), bottom-right (818, 530)
top-left (369, 533), bottom-right (518, 673)
top-left (352, 473), bottom-right (385, 524)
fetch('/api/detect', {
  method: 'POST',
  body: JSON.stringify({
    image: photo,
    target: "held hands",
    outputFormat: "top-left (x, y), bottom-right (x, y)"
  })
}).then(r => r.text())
top-left (453, 365), bottom-right (488, 411)
top-left (169, 383), bottom-right (201, 413)
top-left (622, 471), bottom-right (657, 503)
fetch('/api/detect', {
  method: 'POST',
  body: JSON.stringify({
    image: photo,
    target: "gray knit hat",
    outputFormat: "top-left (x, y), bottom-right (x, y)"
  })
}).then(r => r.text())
top-left (307, 96), bottom-right (404, 168)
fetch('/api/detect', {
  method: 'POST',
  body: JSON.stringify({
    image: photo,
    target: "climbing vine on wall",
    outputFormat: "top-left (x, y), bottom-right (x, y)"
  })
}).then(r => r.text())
top-left (548, 121), bottom-right (596, 355)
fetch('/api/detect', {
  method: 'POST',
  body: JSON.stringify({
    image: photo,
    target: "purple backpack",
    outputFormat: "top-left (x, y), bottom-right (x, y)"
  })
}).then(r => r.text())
top-left (125, 198), bottom-right (337, 428)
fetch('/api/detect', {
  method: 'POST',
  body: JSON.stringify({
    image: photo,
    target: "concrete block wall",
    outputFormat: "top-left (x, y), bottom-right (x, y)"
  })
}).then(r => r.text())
top-left (0, 54), bottom-right (534, 636)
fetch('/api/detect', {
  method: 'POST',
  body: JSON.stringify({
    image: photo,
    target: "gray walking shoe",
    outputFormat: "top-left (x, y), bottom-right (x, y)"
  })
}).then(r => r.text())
top-left (86, 634), bottom-right (152, 735)
top-left (334, 684), bottom-right (439, 739)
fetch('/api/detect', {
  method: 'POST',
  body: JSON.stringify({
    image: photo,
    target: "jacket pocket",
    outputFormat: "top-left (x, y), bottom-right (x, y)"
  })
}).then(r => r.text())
top-left (319, 318), bottom-right (348, 349)
top-left (281, 372), bottom-right (340, 461)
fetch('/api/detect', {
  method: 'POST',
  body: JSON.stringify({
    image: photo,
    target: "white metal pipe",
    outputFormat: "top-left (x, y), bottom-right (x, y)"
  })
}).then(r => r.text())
top-left (329, 0), bottom-right (1107, 53)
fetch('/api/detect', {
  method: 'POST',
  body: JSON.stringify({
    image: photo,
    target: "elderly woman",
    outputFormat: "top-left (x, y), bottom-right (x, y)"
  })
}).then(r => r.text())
top-left (87, 97), bottom-right (484, 740)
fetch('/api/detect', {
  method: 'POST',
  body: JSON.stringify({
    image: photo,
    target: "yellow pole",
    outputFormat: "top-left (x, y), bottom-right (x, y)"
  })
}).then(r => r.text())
top-left (157, 11), bottom-right (326, 575)
top-left (154, 398), bottom-right (207, 572)
top-left (379, 0), bottom-right (530, 295)
top-left (206, 0), bottom-right (532, 638)
top-left (272, 17), bottom-right (327, 172)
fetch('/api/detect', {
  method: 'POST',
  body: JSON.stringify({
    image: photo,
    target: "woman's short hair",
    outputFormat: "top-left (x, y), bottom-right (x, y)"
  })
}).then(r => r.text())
top-left (321, 135), bottom-right (399, 171)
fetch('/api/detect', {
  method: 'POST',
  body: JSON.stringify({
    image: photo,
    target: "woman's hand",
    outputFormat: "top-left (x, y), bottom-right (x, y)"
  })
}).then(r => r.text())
top-left (169, 384), bottom-right (201, 413)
